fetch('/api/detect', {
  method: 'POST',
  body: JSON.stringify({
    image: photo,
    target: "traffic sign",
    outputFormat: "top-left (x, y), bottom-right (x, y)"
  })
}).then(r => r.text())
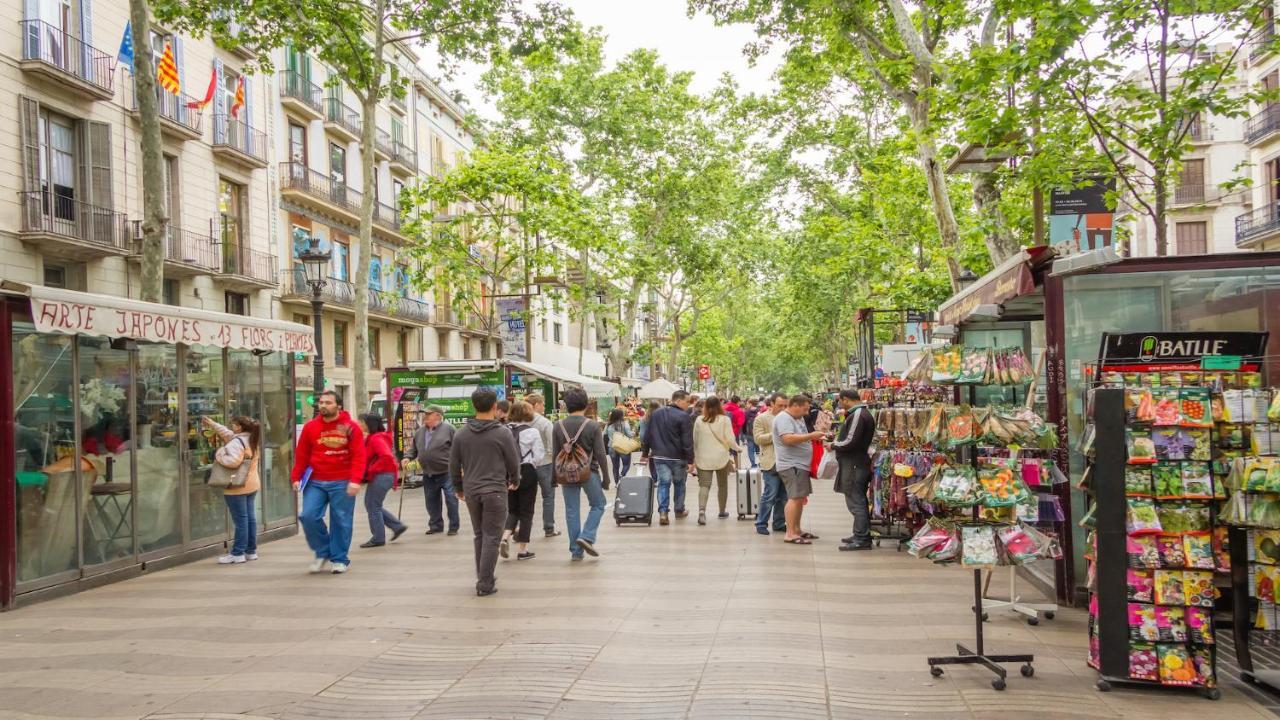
top-left (697, 364), bottom-right (710, 380)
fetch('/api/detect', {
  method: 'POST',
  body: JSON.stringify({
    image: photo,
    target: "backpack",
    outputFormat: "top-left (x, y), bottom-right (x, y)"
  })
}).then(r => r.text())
top-left (509, 423), bottom-right (535, 468)
top-left (553, 419), bottom-right (593, 485)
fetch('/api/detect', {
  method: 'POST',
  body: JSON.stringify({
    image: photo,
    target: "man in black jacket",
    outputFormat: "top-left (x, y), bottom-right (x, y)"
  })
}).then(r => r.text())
top-left (640, 390), bottom-right (695, 526)
top-left (832, 389), bottom-right (877, 551)
top-left (450, 388), bottom-right (520, 595)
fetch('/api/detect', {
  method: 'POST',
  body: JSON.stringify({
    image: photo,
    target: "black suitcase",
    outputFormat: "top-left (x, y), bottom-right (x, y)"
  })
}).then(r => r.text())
top-left (614, 474), bottom-right (655, 526)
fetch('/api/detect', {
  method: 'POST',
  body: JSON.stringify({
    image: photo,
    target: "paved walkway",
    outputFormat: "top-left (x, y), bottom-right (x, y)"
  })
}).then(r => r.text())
top-left (0, 483), bottom-right (1273, 719)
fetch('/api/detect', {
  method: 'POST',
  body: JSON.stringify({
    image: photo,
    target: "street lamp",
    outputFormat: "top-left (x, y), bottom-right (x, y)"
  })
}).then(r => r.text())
top-left (298, 236), bottom-right (332, 409)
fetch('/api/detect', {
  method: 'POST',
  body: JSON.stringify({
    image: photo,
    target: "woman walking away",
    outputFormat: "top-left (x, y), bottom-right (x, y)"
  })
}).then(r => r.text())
top-left (501, 401), bottom-right (544, 561)
top-left (203, 415), bottom-right (261, 564)
top-left (692, 397), bottom-right (742, 525)
top-left (358, 413), bottom-right (408, 548)
top-left (605, 407), bottom-right (635, 485)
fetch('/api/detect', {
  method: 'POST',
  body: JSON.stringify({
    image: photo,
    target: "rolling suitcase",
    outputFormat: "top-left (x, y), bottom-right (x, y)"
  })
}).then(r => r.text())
top-left (736, 467), bottom-right (762, 520)
top-left (614, 469), bottom-right (655, 526)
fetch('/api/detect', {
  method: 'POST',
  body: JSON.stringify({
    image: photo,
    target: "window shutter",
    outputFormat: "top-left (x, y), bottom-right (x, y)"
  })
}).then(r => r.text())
top-left (19, 95), bottom-right (41, 194)
top-left (212, 58), bottom-right (225, 133)
top-left (243, 75), bottom-right (254, 155)
top-left (174, 36), bottom-right (186, 126)
top-left (86, 121), bottom-right (113, 209)
top-left (79, 0), bottom-right (92, 47)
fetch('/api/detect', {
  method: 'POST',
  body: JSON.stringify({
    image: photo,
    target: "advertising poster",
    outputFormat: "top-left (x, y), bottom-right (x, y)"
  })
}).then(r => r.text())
top-left (1049, 178), bottom-right (1115, 254)
top-left (495, 297), bottom-right (527, 360)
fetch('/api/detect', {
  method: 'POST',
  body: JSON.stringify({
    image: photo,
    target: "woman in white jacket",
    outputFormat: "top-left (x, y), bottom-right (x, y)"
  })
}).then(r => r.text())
top-left (202, 415), bottom-right (261, 564)
top-left (692, 397), bottom-right (742, 525)
top-left (501, 401), bottom-right (546, 561)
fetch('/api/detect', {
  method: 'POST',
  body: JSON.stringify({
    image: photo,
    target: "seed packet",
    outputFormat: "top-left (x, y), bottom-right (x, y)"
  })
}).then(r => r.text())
top-left (1088, 633), bottom-right (1101, 671)
top-left (1212, 527), bottom-right (1231, 571)
top-left (1184, 571), bottom-right (1215, 607)
top-left (1243, 458), bottom-right (1273, 492)
top-left (1156, 535), bottom-right (1186, 567)
top-left (997, 524), bottom-right (1039, 564)
top-left (925, 404), bottom-right (949, 446)
top-left (1158, 502), bottom-right (1211, 535)
top-left (1187, 606), bottom-right (1214, 645)
top-left (977, 462), bottom-right (1030, 508)
top-left (1154, 389), bottom-right (1182, 426)
top-left (1184, 429), bottom-right (1211, 461)
top-left (1153, 463), bottom-right (1183, 499)
top-left (1184, 503), bottom-right (1211, 533)
top-left (1183, 533), bottom-right (1214, 570)
top-left (1158, 644), bottom-right (1196, 686)
top-left (1127, 498), bottom-right (1162, 534)
top-left (931, 346), bottom-right (962, 384)
top-left (947, 408), bottom-right (978, 447)
top-left (1128, 568), bottom-right (1155, 602)
top-left (961, 525), bottom-right (999, 566)
top-left (957, 347), bottom-right (989, 384)
top-left (1242, 372), bottom-right (1263, 389)
top-left (1128, 535), bottom-right (1160, 568)
top-left (930, 532), bottom-right (962, 563)
top-left (1155, 569), bottom-right (1186, 605)
top-left (1125, 466), bottom-right (1153, 496)
top-left (1128, 428), bottom-right (1158, 464)
top-left (1129, 603), bottom-right (1160, 642)
top-left (935, 466), bottom-right (977, 507)
top-left (1247, 494), bottom-right (1280, 529)
top-left (1015, 496), bottom-right (1040, 523)
top-left (1269, 391), bottom-right (1280, 422)
top-left (1156, 605), bottom-right (1188, 642)
top-left (1179, 389), bottom-right (1212, 428)
top-left (1192, 646), bottom-right (1215, 688)
top-left (1181, 462), bottom-right (1213, 498)
top-left (907, 524), bottom-right (953, 558)
top-left (1129, 644), bottom-right (1159, 682)
top-left (1127, 388), bottom-right (1156, 423)
top-left (1253, 530), bottom-right (1280, 564)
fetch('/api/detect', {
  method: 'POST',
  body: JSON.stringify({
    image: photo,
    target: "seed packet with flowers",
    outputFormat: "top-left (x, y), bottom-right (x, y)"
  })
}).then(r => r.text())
top-left (935, 466), bottom-right (978, 507)
top-left (977, 462), bottom-right (1030, 508)
top-left (997, 524), bottom-right (1039, 564)
top-left (1192, 647), bottom-right (1215, 688)
top-left (1187, 606), bottom-right (1214, 645)
top-left (1129, 603), bottom-right (1160, 642)
top-left (907, 523), bottom-right (955, 559)
top-left (1184, 429), bottom-right (1211, 461)
top-left (1129, 644), bottom-right (1159, 682)
top-left (956, 347), bottom-right (989, 384)
top-left (1183, 571), bottom-right (1215, 608)
top-left (1155, 569), bottom-right (1186, 605)
top-left (961, 525), bottom-right (999, 566)
top-left (1127, 568), bottom-right (1155, 602)
top-left (1156, 535), bottom-right (1186, 568)
top-left (931, 346), bottom-right (962, 384)
top-left (1155, 605), bottom-right (1188, 643)
top-left (1128, 535), bottom-right (1160, 568)
top-left (1158, 644), bottom-right (1196, 686)
top-left (1183, 533), bottom-right (1215, 570)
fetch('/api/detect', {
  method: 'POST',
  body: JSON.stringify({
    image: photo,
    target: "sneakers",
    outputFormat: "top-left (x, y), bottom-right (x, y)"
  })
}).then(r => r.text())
top-left (359, 540), bottom-right (385, 548)
top-left (309, 557), bottom-right (331, 574)
top-left (755, 527), bottom-right (770, 536)
top-left (697, 511), bottom-right (707, 526)
top-left (517, 552), bottom-right (536, 561)
top-left (675, 510), bottom-right (689, 519)
top-left (839, 543), bottom-right (873, 552)
top-left (331, 562), bottom-right (349, 574)
top-left (477, 587), bottom-right (498, 596)
top-left (499, 538), bottom-right (510, 559)
top-left (575, 538), bottom-right (599, 557)
top-left (446, 529), bottom-right (459, 536)
top-left (246, 553), bottom-right (259, 561)
top-left (545, 529), bottom-right (561, 538)
top-left (659, 513), bottom-right (670, 526)
top-left (217, 554), bottom-right (246, 564)
top-left (717, 511), bottom-right (730, 519)
top-left (391, 526), bottom-right (408, 542)
top-left (570, 555), bottom-right (584, 562)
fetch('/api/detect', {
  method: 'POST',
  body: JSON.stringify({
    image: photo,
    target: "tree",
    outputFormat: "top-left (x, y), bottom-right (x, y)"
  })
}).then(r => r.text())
top-left (128, 0), bottom-right (167, 303)
top-left (164, 0), bottom-right (569, 404)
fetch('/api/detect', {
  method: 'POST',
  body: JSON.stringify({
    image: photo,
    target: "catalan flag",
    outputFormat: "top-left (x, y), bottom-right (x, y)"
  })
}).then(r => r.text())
top-left (230, 76), bottom-right (245, 118)
top-left (156, 41), bottom-right (180, 94)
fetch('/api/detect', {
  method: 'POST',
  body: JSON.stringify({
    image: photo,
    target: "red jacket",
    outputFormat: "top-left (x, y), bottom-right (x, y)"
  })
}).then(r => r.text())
top-left (363, 431), bottom-right (399, 480)
top-left (291, 410), bottom-right (366, 484)
top-left (724, 402), bottom-right (746, 437)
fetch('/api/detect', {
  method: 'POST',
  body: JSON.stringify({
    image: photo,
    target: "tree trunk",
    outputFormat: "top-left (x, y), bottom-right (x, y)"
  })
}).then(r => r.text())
top-left (577, 246), bottom-right (590, 374)
top-left (353, 92), bottom-right (377, 410)
top-left (910, 102), bottom-right (963, 290)
top-left (129, 0), bottom-right (166, 303)
top-left (610, 284), bottom-right (643, 377)
top-left (1153, 163), bottom-right (1168, 256)
top-left (971, 172), bottom-right (1022, 263)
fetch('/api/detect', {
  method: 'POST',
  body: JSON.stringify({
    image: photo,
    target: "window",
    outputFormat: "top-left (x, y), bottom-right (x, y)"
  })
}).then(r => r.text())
top-left (288, 122), bottom-right (307, 166)
top-left (293, 313), bottom-right (310, 326)
top-left (540, 320), bottom-right (547, 341)
top-left (393, 179), bottom-right (405, 210)
top-left (553, 322), bottom-right (563, 344)
top-left (391, 116), bottom-right (404, 144)
top-left (225, 291), bottom-right (250, 315)
top-left (332, 238), bottom-right (349, 281)
top-left (163, 155), bottom-right (181, 228)
top-left (329, 142), bottom-right (346, 187)
top-left (369, 327), bottom-right (381, 368)
top-left (1175, 221), bottom-right (1208, 255)
top-left (397, 330), bottom-right (409, 365)
top-left (43, 263), bottom-right (66, 289)
top-left (162, 278), bottom-right (178, 305)
top-left (291, 224), bottom-right (313, 260)
top-left (369, 255), bottom-right (383, 290)
top-left (333, 320), bottom-right (349, 366)
top-left (437, 330), bottom-right (450, 359)
top-left (1177, 159), bottom-right (1205, 204)
top-left (462, 338), bottom-right (472, 359)
top-left (221, 67), bottom-right (240, 117)
top-left (219, 179), bottom-right (244, 249)
top-left (481, 340), bottom-right (490, 360)
top-left (38, 108), bottom-right (78, 216)
top-left (396, 263), bottom-right (410, 297)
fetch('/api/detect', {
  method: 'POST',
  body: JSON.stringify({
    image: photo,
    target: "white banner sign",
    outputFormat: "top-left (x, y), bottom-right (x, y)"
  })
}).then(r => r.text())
top-left (495, 296), bottom-right (527, 360)
top-left (28, 285), bottom-right (314, 353)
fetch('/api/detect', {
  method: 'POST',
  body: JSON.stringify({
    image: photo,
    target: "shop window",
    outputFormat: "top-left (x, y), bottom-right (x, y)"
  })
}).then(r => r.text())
top-left (261, 350), bottom-right (296, 524)
top-left (137, 343), bottom-right (181, 553)
top-left (334, 320), bottom-right (349, 366)
top-left (369, 327), bottom-right (381, 368)
top-left (225, 291), bottom-right (249, 316)
top-left (186, 345), bottom-right (228, 541)
top-left (1175, 221), bottom-right (1208, 255)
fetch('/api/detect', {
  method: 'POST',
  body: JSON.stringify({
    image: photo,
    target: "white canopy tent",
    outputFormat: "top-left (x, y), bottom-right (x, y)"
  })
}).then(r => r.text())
top-left (637, 377), bottom-right (681, 400)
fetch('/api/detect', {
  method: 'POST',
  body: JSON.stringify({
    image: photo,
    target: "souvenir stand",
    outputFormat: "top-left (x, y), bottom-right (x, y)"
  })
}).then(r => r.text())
top-left (1081, 332), bottom-right (1270, 699)
top-left (870, 383), bottom-right (952, 548)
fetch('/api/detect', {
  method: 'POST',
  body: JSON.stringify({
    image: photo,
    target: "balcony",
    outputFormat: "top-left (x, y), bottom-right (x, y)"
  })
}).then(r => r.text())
top-left (279, 162), bottom-right (362, 223)
top-left (390, 92), bottom-right (406, 114)
top-left (1253, 23), bottom-right (1275, 60)
top-left (1171, 184), bottom-right (1222, 206)
top-left (128, 223), bottom-right (219, 277)
top-left (373, 201), bottom-right (402, 238)
top-left (374, 128), bottom-right (393, 161)
top-left (18, 191), bottom-right (128, 259)
top-left (389, 140), bottom-right (417, 176)
top-left (324, 97), bottom-right (361, 143)
top-left (1245, 104), bottom-right (1280, 145)
top-left (1183, 122), bottom-right (1211, 144)
top-left (212, 115), bottom-right (268, 169)
top-left (1236, 204), bottom-right (1280, 248)
top-left (279, 270), bottom-right (432, 325)
top-left (18, 20), bottom-right (115, 100)
top-left (218, 242), bottom-right (278, 290)
top-left (279, 70), bottom-right (323, 121)
top-left (128, 83), bottom-right (204, 140)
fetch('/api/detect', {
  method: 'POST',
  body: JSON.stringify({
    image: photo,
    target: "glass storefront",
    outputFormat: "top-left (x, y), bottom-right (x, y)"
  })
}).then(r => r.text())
top-left (7, 307), bottom-right (298, 596)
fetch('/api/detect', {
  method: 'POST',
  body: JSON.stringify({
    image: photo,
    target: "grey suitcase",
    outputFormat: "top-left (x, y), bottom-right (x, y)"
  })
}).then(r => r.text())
top-left (614, 474), bottom-right (655, 526)
top-left (736, 467), bottom-right (762, 520)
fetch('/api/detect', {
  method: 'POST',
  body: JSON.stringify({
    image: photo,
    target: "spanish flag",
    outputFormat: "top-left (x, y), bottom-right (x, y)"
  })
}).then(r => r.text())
top-left (230, 76), bottom-right (245, 118)
top-left (157, 41), bottom-right (180, 94)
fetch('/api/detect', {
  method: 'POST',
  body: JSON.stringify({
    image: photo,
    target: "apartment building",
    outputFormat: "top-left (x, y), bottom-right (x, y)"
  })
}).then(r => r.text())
top-left (1235, 8), bottom-right (1280, 252)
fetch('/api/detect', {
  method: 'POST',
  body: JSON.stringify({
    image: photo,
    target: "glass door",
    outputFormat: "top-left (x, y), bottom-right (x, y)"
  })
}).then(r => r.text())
top-left (262, 351), bottom-right (296, 526)
top-left (77, 337), bottom-right (136, 573)
top-left (136, 343), bottom-right (182, 555)
top-left (185, 345), bottom-right (228, 545)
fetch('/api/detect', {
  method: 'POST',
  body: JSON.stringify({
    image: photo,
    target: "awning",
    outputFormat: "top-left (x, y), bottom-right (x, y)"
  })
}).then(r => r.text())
top-left (936, 246), bottom-right (1055, 326)
top-left (637, 377), bottom-right (681, 400)
top-left (504, 359), bottom-right (620, 398)
top-left (12, 283), bottom-right (315, 354)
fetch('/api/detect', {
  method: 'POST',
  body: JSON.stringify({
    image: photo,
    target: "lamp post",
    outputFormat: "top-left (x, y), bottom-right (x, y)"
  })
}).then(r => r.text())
top-left (298, 237), bottom-right (332, 410)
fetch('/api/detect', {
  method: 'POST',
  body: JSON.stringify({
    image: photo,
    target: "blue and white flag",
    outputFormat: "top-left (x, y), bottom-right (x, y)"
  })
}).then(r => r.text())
top-left (117, 21), bottom-right (134, 73)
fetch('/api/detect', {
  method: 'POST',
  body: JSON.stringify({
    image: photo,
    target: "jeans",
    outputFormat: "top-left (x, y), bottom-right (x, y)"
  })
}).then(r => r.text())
top-left (466, 491), bottom-right (508, 593)
top-left (537, 464), bottom-right (556, 532)
top-left (696, 464), bottom-right (731, 513)
top-left (300, 480), bottom-right (355, 565)
top-left (224, 492), bottom-right (258, 556)
top-left (652, 459), bottom-right (688, 514)
top-left (364, 472), bottom-right (405, 543)
top-left (505, 465), bottom-right (539, 543)
top-left (423, 473), bottom-right (460, 532)
top-left (609, 451), bottom-right (632, 485)
top-left (755, 468), bottom-right (788, 532)
top-left (744, 435), bottom-right (758, 467)
top-left (842, 456), bottom-right (873, 545)
top-left (563, 472), bottom-right (606, 557)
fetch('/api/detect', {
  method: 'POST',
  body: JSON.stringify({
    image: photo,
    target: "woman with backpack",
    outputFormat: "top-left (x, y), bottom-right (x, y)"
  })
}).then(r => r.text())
top-left (358, 413), bottom-right (408, 548)
top-left (500, 401), bottom-right (545, 561)
top-left (604, 407), bottom-right (636, 485)
top-left (692, 397), bottom-right (742, 525)
top-left (202, 415), bottom-right (261, 564)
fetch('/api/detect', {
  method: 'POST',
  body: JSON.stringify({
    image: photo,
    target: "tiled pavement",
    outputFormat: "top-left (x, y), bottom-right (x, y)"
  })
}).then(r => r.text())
top-left (0, 484), bottom-right (1276, 720)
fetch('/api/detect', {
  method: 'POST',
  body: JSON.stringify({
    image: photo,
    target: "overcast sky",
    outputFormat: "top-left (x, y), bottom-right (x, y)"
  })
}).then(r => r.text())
top-left (455, 0), bottom-right (781, 120)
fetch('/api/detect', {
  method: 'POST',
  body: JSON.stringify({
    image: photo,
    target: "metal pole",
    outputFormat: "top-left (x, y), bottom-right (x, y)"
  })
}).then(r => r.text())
top-left (311, 294), bottom-right (325, 412)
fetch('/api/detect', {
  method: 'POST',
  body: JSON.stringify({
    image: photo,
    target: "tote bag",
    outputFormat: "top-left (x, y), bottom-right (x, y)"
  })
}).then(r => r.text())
top-left (207, 438), bottom-right (252, 489)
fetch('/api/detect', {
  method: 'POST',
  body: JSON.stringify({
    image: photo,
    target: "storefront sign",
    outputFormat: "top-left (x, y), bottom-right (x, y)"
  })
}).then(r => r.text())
top-left (1099, 332), bottom-right (1269, 364)
top-left (495, 297), bottom-right (527, 360)
top-left (1201, 355), bottom-right (1243, 371)
top-left (27, 286), bottom-right (314, 353)
top-left (1049, 177), bottom-right (1115, 255)
top-left (937, 261), bottom-right (1035, 326)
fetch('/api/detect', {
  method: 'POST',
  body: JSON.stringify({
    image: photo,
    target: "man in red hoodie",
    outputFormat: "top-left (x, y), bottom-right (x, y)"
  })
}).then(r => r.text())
top-left (724, 396), bottom-right (747, 441)
top-left (292, 390), bottom-right (366, 574)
